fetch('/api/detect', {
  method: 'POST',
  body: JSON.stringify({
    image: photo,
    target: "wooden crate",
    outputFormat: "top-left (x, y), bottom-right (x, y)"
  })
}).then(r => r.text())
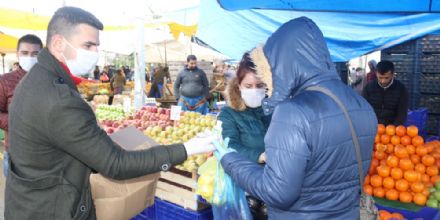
top-left (155, 168), bottom-right (208, 211)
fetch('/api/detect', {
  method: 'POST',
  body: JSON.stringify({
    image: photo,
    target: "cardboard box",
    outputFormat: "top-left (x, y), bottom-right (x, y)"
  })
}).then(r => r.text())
top-left (90, 126), bottom-right (160, 220)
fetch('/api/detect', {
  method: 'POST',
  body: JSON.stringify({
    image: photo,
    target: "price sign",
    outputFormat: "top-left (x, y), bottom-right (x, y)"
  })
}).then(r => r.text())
top-left (170, 105), bottom-right (182, 121)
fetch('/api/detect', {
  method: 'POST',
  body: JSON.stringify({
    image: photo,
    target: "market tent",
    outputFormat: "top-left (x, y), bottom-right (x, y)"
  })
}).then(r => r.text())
top-left (217, 0), bottom-right (440, 13)
top-left (197, 0), bottom-right (440, 62)
top-left (144, 39), bottom-right (228, 63)
top-left (0, 31), bottom-right (18, 53)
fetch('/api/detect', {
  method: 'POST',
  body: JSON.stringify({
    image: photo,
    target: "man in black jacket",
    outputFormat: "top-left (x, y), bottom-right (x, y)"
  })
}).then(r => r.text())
top-left (5, 7), bottom-right (215, 220)
top-left (362, 60), bottom-right (409, 125)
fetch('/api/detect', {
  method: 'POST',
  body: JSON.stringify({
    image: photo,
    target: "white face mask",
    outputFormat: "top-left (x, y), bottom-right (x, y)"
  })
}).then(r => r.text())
top-left (240, 88), bottom-right (266, 108)
top-left (18, 57), bottom-right (37, 72)
top-left (62, 39), bottom-right (99, 76)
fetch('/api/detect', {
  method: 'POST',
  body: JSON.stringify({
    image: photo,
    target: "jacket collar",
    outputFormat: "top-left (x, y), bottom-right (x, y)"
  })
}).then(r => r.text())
top-left (36, 48), bottom-right (77, 91)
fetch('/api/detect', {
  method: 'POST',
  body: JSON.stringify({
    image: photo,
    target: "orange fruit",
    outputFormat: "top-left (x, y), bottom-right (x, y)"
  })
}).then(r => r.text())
top-left (391, 135), bottom-right (401, 145)
top-left (416, 146), bottom-right (428, 156)
top-left (391, 167), bottom-right (403, 180)
top-left (395, 147), bottom-right (409, 159)
top-left (396, 125), bottom-right (407, 137)
top-left (390, 212), bottom-right (404, 220)
top-left (407, 125), bottom-right (419, 137)
top-left (426, 166), bottom-right (439, 176)
top-left (410, 182), bottom-right (425, 193)
top-left (369, 158), bottom-right (379, 175)
top-left (421, 174), bottom-right (430, 183)
top-left (386, 144), bottom-right (395, 154)
top-left (425, 143), bottom-right (434, 153)
top-left (375, 151), bottom-right (387, 160)
top-left (431, 176), bottom-right (440, 183)
top-left (406, 145), bottom-right (416, 155)
top-left (381, 134), bottom-right (391, 144)
top-left (433, 152), bottom-right (440, 159)
top-left (422, 188), bottom-right (430, 196)
top-left (378, 124), bottom-right (386, 134)
top-left (364, 184), bottom-right (373, 195)
top-left (373, 187), bottom-right (385, 198)
top-left (385, 189), bottom-right (399, 201)
top-left (412, 136), bottom-right (424, 147)
top-left (411, 154), bottom-right (421, 164)
top-left (379, 210), bottom-right (391, 220)
top-left (413, 193), bottom-right (427, 206)
top-left (383, 177), bottom-right (395, 189)
top-left (380, 159), bottom-right (387, 166)
top-left (375, 134), bottom-right (380, 144)
top-left (377, 165), bottom-right (391, 177)
top-left (422, 155), bottom-right (435, 166)
top-left (386, 155), bottom-right (399, 168)
top-left (376, 143), bottom-right (387, 152)
top-left (415, 163), bottom-right (426, 174)
top-left (399, 191), bottom-right (413, 203)
top-left (401, 135), bottom-right (412, 146)
top-left (364, 175), bottom-right (371, 185)
top-left (386, 125), bottom-right (396, 136)
top-left (399, 158), bottom-right (414, 171)
top-left (371, 175), bottom-right (383, 187)
top-left (396, 179), bottom-right (410, 192)
top-left (404, 170), bottom-right (419, 182)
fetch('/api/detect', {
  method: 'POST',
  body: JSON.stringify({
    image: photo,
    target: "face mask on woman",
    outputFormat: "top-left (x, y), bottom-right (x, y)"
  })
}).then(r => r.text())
top-left (240, 88), bottom-right (266, 108)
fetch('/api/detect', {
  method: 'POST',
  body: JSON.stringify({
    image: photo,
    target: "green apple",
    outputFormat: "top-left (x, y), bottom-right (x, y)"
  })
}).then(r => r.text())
top-left (436, 182), bottom-right (440, 190)
top-left (427, 199), bottom-right (438, 208)
top-left (434, 191), bottom-right (440, 201)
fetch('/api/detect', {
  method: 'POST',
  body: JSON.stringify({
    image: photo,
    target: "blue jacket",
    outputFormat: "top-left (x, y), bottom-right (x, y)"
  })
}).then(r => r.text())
top-left (218, 106), bottom-right (271, 163)
top-left (221, 17), bottom-right (377, 219)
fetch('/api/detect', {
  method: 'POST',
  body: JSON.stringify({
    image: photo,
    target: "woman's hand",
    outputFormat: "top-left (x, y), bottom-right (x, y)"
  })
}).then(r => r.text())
top-left (258, 152), bottom-right (266, 164)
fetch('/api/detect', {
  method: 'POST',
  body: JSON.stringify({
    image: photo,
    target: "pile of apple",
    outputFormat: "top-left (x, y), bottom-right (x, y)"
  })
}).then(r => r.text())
top-left (98, 106), bottom-right (217, 172)
top-left (95, 105), bottom-right (126, 121)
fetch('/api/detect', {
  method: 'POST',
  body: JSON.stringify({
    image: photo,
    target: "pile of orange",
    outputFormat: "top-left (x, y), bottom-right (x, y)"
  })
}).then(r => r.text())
top-left (379, 210), bottom-right (404, 220)
top-left (364, 124), bottom-right (440, 206)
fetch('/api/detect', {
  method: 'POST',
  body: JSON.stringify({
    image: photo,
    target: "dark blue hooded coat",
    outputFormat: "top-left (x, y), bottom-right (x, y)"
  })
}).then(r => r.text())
top-left (220, 17), bottom-right (377, 219)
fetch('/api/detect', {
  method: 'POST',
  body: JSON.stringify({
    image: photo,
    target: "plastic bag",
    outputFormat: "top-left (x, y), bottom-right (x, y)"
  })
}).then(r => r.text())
top-left (211, 158), bottom-right (253, 220)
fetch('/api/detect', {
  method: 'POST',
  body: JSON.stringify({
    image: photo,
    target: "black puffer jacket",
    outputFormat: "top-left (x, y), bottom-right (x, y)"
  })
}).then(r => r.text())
top-left (362, 79), bottom-right (409, 125)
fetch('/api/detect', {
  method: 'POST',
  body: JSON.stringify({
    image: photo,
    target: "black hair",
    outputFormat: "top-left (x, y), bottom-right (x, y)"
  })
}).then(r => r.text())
top-left (46, 6), bottom-right (103, 45)
top-left (17, 34), bottom-right (43, 51)
top-left (187, 55), bottom-right (197, 62)
top-left (377, 60), bottom-right (395, 75)
top-left (236, 52), bottom-right (256, 84)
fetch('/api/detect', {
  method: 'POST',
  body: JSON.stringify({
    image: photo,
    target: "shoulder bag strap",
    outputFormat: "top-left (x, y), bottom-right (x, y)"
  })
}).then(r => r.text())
top-left (306, 86), bottom-right (365, 191)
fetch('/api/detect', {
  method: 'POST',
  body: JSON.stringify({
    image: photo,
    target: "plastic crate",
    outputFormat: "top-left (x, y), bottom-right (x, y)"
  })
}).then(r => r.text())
top-left (420, 95), bottom-right (440, 114)
top-left (426, 136), bottom-right (440, 142)
top-left (426, 115), bottom-right (440, 136)
top-left (404, 108), bottom-right (428, 135)
top-left (420, 73), bottom-right (440, 94)
top-left (131, 204), bottom-right (155, 220)
top-left (154, 198), bottom-right (213, 220)
top-left (376, 203), bottom-right (440, 220)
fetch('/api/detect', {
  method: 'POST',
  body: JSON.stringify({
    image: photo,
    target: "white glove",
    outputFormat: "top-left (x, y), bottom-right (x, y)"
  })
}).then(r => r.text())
top-left (184, 131), bottom-right (217, 156)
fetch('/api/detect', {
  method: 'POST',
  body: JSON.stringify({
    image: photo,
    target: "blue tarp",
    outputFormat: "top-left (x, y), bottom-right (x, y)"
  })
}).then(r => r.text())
top-left (217, 0), bottom-right (440, 13)
top-left (197, 0), bottom-right (440, 62)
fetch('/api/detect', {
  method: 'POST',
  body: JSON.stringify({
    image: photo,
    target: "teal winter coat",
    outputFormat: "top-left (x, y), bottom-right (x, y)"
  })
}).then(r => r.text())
top-left (218, 106), bottom-right (271, 162)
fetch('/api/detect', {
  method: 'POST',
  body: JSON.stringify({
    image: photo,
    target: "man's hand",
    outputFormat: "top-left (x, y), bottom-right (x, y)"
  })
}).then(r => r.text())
top-left (258, 152), bottom-right (266, 164)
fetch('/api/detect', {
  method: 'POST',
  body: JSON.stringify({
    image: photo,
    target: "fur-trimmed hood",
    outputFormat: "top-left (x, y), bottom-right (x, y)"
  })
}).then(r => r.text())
top-left (225, 77), bottom-right (247, 111)
top-left (250, 17), bottom-right (340, 115)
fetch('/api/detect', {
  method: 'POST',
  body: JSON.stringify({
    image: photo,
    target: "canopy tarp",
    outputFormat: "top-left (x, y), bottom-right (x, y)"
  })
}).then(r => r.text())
top-left (0, 31), bottom-right (18, 53)
top-left (144, 39), bottom-right (228, 63)
top-left (217, 0), bottom-right (440, 13)
top-left (197, 0), bottom-right (440, 62)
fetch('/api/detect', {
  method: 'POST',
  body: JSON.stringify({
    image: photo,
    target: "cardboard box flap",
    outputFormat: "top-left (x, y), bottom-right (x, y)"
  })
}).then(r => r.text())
top-left (109, 126), bottom-right (158, 151)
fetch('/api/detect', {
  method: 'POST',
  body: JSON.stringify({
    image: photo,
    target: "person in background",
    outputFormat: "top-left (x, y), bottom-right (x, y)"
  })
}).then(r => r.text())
top-left (218, 53), bottom-right (271, 219)
top-left (363, 60), bottom-right (409, 125)
top-left (365, 59), bottom-right (377, 84)
top-left (100, 66), bottom-right (110, 82)
top-left (93, 65), bottom-right (100, 80)
top-left (350, 67), bottom-right (365, 95)
top-left (174, 55), bottom-right (210, 114)
top-left (5, 7), bottom-right (215, 219)
top-left (209, 64), bottom-right (226, 109)
top-left (214, 17), bottom-right (377, 219)
top-left (149, 65), bottom-right (171, 98)
top-left (110, 68), bottom-right (126, 95)
top-left (11, 62), bottom-right (20, 72)
top-left (0, 34), bottom-right (43, 177)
